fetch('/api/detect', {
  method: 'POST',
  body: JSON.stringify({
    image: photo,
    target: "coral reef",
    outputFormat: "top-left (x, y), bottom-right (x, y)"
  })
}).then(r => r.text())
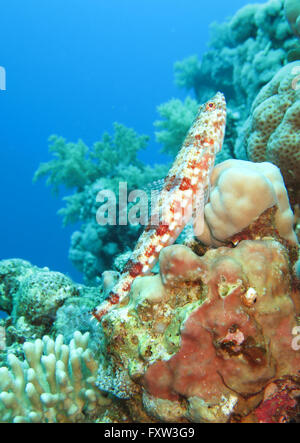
top-left (92, 157), bottom-right (299, 423)
top-left (98, 226), bottom-right (300, 422)
top-left (0, 259), bottom-right (79, 341)
top-left (243, 61), bottom-right (300, 205)
top-left (1, 207), bottom-right (298, 424)
top-left (34, 1), bottom-right (299, 287)
top-left (176, 0), bottom-right (295, 113)
top-left (3, 161), bottom-right (300, 423)
top-left (0, 332), bottom-right (111, 422)
top-left (0, 259), bottom-right (104, 365)
top-left (10, 0), bottom-right (299, 424)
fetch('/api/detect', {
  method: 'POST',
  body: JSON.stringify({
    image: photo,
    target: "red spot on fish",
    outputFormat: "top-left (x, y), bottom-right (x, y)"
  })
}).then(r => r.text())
top-left (124, 260), bottom-right (144, 278)
top-left (156, 224), bottom-right (169, 236)
top-left (194, 134), bottom-right (203, 141)
top-left (213, 121), bottom-right (222, 131)
top-left (122, 282), bottom-right (132, 292)
top-left (188, 160), bottom-right (198, 169)
top-left (179, 177), bottom-right (192, 191)
top-left (169, 204), bottom-right (175, 214)
top-left (199, 157), bottom-right (209, 169)
top-left (109, 292), bottom-right (120, 305)
top-left (203, 137), bottom-right (214, 146)
top-left (91, 308), bottom-right (108, 322)
top-left (164, 175), bottom-right (179, 192)
top-left (145, 245), bottom-right (156, 258)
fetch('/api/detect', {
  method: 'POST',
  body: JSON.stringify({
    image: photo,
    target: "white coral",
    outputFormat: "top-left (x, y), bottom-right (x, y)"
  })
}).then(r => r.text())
top-left (0, 331), bottom-right (110, 423)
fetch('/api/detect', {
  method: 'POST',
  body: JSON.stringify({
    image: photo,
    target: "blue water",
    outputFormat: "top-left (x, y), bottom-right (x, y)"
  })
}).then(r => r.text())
top-left (0, 0), bottom-right (266, 282)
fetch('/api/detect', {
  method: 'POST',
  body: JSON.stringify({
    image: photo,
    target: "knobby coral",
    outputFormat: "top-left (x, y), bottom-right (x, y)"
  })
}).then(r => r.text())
top-left (195, 159), bottom-right (297, 246)
top-left (0, 258), bottom-right (105, 369)
top-left (244, 61), bottom-right (300, 205)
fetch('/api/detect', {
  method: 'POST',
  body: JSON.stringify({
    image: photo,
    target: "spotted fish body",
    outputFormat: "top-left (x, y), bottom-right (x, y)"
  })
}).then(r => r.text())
top-left (93, 92), bottom-right (226, 321)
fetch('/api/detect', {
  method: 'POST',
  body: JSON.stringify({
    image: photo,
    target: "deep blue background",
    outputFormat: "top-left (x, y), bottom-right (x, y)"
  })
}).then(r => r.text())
top-left (0, 0), bottom-right (266, 282)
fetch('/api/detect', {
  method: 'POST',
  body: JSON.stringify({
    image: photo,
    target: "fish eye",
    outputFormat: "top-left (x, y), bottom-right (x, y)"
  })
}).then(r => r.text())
top-left (206, 102), bottom-right (216, 111)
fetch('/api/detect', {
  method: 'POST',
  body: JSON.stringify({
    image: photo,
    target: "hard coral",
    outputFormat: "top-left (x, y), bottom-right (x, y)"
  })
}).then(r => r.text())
top-left (0, 332), bottom-right (111, 423)
top-left (0, 258), bottom-right (105, 363)
top-left (244, 61), bottom-right (300, 204)
top-left (0, 259), bottom-right (79, 340)
top-left (195, 159), bottom-right (298, 246)
top-left (98, 231), bottom-right (300, 422)
top-left (175, 0), bottom-right (294, 114)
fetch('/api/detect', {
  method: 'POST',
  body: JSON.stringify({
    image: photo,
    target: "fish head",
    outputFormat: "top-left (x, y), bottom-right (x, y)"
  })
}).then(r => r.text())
top-left (200, 92), bottom-right (227, 153)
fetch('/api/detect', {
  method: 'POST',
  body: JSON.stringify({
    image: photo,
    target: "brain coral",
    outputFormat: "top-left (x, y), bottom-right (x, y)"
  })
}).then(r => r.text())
top-left (244, 61), bottom-right (300, 203)
top-left (97, 229), bottom-right (300, 422)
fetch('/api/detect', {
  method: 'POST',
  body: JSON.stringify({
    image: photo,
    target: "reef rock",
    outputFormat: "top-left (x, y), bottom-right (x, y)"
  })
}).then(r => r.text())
top-left (97, 218), bottom-right (300, 422)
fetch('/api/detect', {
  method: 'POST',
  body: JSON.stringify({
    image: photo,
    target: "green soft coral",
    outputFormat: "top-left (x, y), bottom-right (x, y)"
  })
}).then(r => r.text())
top-left (34, 123), bottom-right (149, 195)
top-left (33, 136), bottom-right (96, 194)
top-left (91, 123), bottom-right (148, 174)
top-left (154, 96), bottom-right (198, 157)
top-left (174, 55), bottom-right (202, 91)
